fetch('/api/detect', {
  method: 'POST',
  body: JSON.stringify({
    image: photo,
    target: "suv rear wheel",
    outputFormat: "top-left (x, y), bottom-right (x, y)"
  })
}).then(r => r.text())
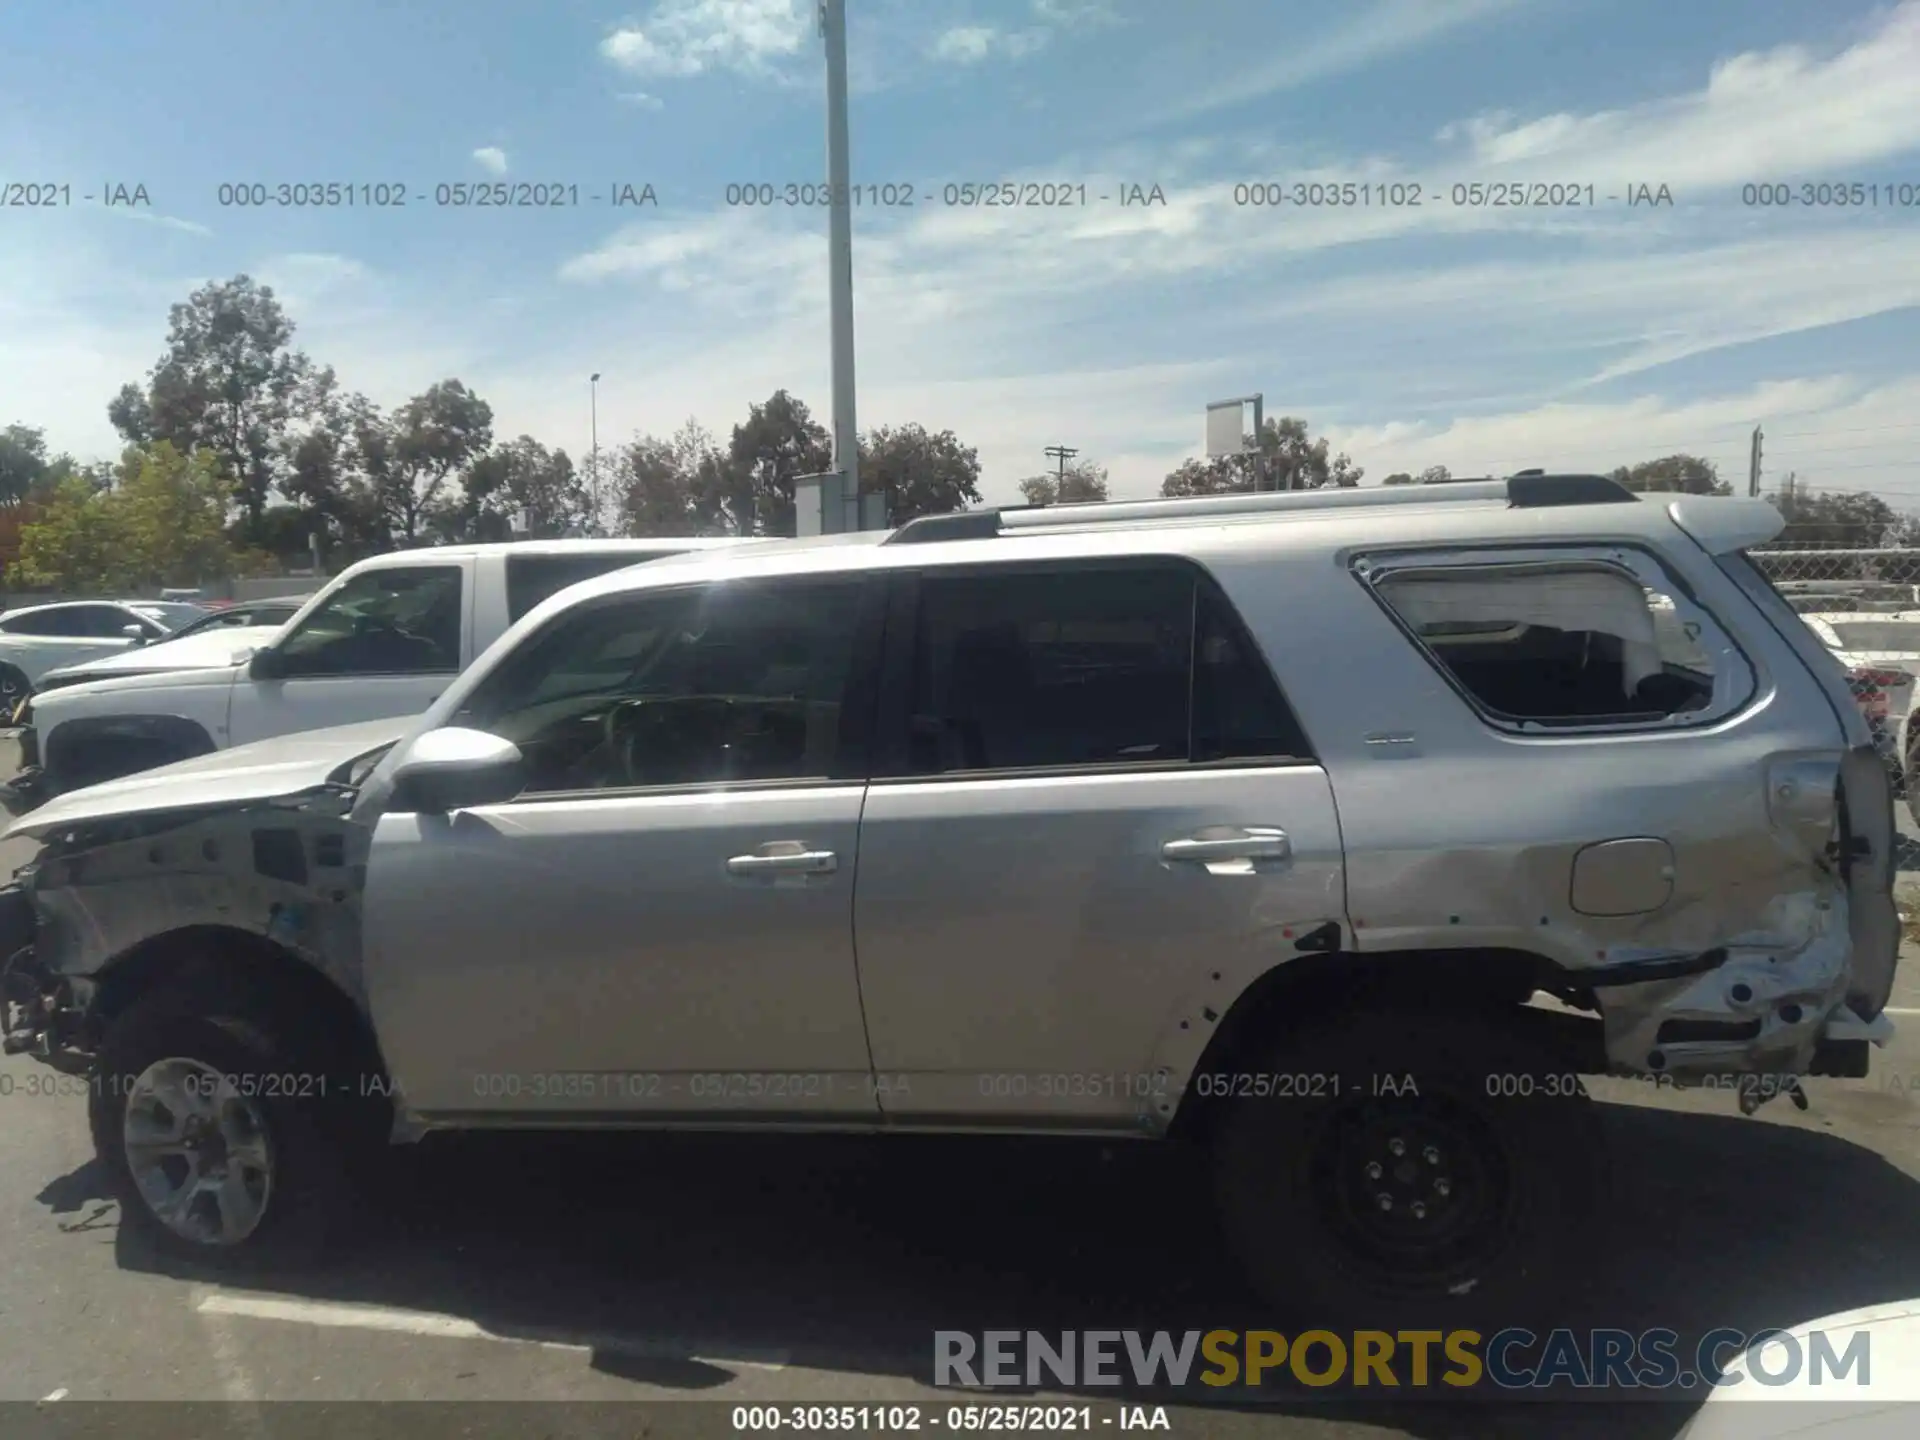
top-left (1211, 1010), bottom-right (1607, 1329)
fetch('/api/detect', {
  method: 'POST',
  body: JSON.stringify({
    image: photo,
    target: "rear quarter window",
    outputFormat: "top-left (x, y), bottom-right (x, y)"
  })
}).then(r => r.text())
top-left (1362, 547), bottom-right (1754, 732)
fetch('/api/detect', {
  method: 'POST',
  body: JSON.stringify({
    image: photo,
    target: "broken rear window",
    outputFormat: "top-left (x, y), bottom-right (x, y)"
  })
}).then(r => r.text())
top-left (1370, 557), bottom-right (1740, 730)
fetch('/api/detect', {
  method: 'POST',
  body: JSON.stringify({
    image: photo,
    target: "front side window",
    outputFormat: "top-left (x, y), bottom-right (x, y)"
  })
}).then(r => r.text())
top-left (273, 567), bottom-right (463, 678)
top-left (70, 605), bottom-right (155, 639)
top-left (1365, 549), bottom-right (1752, 730)
top-left (454, 578), bottom-right (866, 794)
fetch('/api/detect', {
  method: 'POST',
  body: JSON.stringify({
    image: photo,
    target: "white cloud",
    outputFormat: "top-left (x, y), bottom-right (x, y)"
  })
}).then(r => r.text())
top-left (1163, 0), bottom-right (1526, 122)
top-left (472, 146), bottom-right (509, 176)
top-left (932, 27), bottom-right (998, 64)
top-left (617, 90), bottom-right (666, 110)
top-left (1030, 0), bottom-right (1120, 26)
top-left (599, 0), bottom-right (808, 80)
top-left (1438, 0), bottom-right (1920, 187)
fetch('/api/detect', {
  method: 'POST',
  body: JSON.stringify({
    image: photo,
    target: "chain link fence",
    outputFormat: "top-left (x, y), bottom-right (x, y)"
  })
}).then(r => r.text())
top-left (1752, 546), bottom-right (1920, 876)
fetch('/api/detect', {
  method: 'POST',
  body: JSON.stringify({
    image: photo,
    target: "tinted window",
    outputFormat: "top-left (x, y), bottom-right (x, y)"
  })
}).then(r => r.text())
top-left (505, 550), bottom-right (682, 624)
top-left (1191, 585), bottom-right (1313, 762)
top-left (456, 579), bottom-right (866, 793)
top-left (1374, 561), bottom-right (1719, 727)
top-left (906, 566), bottom-right (1196, 773)
top-left (273, 567), bottom-right (463, 677)
top-left (0, 610), bottom-right (73, 636)
top-left (67, 605), bottom-right (149, 638)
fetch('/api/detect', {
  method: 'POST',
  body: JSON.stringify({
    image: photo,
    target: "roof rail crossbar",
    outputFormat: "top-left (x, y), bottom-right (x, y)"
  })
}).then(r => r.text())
top-left (882, 472), bottom-right (1634, 544)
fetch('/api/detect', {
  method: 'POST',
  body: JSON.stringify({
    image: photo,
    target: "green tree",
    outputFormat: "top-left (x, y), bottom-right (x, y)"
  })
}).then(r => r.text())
top-left (1381, 472), bottom-right (1415, 485)
top-left (1767, 478), bottom-right (1903, 547)
top-left (1161, 416), bottom-right (1362, 496)
top-left (110, 275), bottom-right (334, 540)
top-left (368, 380), bottom-right (494, 544)
top-left (615, 420), bottom-right (733, 537)
top-left (456, 436), bottom-right (587, 540)
top-left (14, 474), bottom-right (122, 589)
top-left (0, 424), bottom-right (50, 506)
top-left (1020, 459), bottom-right (1110, 506)
top-left (1417, 465), bottom-right (1452, 484)
top-left (859, 423), bottom-right (982, 522)
top-left (726, 390), bottom-right (831, 536)
top-left (113, 441), bottom-right (234, 586)
top-left (1608, 454), bottom-right (1730, 496)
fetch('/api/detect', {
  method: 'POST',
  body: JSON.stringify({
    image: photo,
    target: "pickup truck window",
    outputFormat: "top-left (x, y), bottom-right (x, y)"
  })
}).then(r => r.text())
top-left (455, 578), bottom-right (865, 793)
top-left (273, 567), bottom-right (464, 678)
top-left (505, 551), bottom-right (682, 623)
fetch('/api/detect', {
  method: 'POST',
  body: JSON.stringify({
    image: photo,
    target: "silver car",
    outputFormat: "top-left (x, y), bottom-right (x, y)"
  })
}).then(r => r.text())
top-left (0, 473), bottom-right (1899, 1325)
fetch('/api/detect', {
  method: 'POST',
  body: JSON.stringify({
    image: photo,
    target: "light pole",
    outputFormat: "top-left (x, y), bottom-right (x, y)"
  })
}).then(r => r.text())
top-left (822, 0), bottom-right (858, 525)
top-left (589, 372), bottom-right (602, 536)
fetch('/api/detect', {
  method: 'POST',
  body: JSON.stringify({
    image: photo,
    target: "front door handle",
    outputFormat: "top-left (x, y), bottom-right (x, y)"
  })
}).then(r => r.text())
top-left (727, 842), bottom-right (838, 877)
top-left (1162, 827), bottom-right (1291, 864)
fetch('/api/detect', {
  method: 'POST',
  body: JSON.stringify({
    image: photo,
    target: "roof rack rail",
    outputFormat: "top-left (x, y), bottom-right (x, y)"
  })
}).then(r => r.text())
top-left (883, 472), bottom-right (1634, 544)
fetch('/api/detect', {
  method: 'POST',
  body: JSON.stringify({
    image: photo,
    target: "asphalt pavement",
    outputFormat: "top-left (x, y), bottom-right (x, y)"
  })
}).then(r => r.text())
top-left (3, 832), bottom-right (1920, 1439)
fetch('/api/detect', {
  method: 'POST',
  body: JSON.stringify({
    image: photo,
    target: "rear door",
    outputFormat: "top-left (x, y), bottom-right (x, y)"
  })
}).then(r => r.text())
top-left (227, 561), bottom-right (470, 746)
top-left (852, 558), bottom-right (1346, 1131)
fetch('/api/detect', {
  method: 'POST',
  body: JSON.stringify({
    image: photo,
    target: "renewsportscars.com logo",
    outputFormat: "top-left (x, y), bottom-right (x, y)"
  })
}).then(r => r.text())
top-left (934, 1328), bottom-right (1872, 1393)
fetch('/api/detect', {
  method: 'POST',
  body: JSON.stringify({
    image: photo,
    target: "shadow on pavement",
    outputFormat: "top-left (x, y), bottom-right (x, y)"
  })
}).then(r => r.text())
top-left (66, 1099), bottom-right (1920, 1439)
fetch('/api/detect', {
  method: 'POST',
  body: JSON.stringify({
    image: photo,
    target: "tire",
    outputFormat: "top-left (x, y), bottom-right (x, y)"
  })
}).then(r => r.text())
top-left (0, 663), bottom-right (29, 710)
top-left (1211, 1009), bottom-right (1607, 1331)
top-left (89, 987), bottom-right (383, 1272)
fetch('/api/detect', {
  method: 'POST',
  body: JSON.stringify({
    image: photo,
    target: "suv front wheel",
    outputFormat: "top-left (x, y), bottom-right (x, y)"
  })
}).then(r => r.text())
top-left (89, 990), bottom-right (380, 1270)
top-left (1211, 1010), bottom-right (1607, 1329)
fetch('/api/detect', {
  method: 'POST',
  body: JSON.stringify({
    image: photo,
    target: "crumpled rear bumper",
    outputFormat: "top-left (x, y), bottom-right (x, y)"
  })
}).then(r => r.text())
top-left (1587, 887), bottom-right (1894, 1089)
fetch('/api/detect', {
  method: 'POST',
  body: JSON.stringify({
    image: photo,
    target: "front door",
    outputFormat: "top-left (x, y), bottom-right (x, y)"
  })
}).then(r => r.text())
top-left (361, 573), bottom-right (885, 1122)
top-left (226, 562), bottom-right (469, 747)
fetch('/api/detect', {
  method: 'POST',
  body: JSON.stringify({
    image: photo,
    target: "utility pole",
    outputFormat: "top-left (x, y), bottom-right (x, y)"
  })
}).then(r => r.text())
top-left (1748, 424), bottom-right (1763, 498)
top-left (822, 0), bottom-right (859, 527)
top-left (1043, 444), bottom-right (1078, 502)
top-left (589, 373), bottom-right (602, 535)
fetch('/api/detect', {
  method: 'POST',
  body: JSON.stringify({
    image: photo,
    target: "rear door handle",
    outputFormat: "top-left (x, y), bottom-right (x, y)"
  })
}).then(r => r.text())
top-left (727, 843), bottom-right (838, 877)
top-left (1162, 828), bottom-right (1291, 863)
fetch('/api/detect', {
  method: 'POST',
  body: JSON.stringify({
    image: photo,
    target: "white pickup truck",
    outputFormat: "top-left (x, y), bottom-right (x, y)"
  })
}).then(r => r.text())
top-left (2, 538), bottom-right (751, 808)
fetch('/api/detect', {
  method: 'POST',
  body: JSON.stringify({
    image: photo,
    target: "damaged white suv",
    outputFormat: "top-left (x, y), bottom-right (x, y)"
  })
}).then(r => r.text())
top-left (0, 474), bottom-right (1900, 1324)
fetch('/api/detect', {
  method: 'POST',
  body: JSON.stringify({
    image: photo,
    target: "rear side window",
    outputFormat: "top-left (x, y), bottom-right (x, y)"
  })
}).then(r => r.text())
top-left (506, 551), bottom-right (681, 623)
top-left (902, 563), bottom-right (1311, 774)
top-left (1366, 551), bottom-right (1753, 731)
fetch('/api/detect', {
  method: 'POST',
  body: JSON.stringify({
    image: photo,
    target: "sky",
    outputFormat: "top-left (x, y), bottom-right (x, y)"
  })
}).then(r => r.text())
top-left (2, 0), bottom-right (1919, 510)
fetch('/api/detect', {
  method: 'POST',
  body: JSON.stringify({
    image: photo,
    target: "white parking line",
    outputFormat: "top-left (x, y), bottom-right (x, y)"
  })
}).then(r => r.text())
top-left (195, 1293), bottom-right (789, 1370)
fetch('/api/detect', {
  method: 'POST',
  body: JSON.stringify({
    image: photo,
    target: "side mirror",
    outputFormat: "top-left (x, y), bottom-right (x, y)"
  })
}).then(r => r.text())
top-left (121, 624), bottom-right (148, 647)
top-left (389, 727), bottom-right (526, 814)
top-left (249, 648), bottom-right (288, 681)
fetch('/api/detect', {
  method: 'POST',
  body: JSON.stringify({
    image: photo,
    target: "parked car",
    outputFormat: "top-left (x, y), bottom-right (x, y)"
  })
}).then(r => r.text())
top-left (0, 540), bottom-right (753, 809)
top-left (0, 474), bottom-right (1897, 1326)
top-left (1796, 612), bottom-right (1920, 809)
top-left (0, 599), bottom-right (210, 704)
